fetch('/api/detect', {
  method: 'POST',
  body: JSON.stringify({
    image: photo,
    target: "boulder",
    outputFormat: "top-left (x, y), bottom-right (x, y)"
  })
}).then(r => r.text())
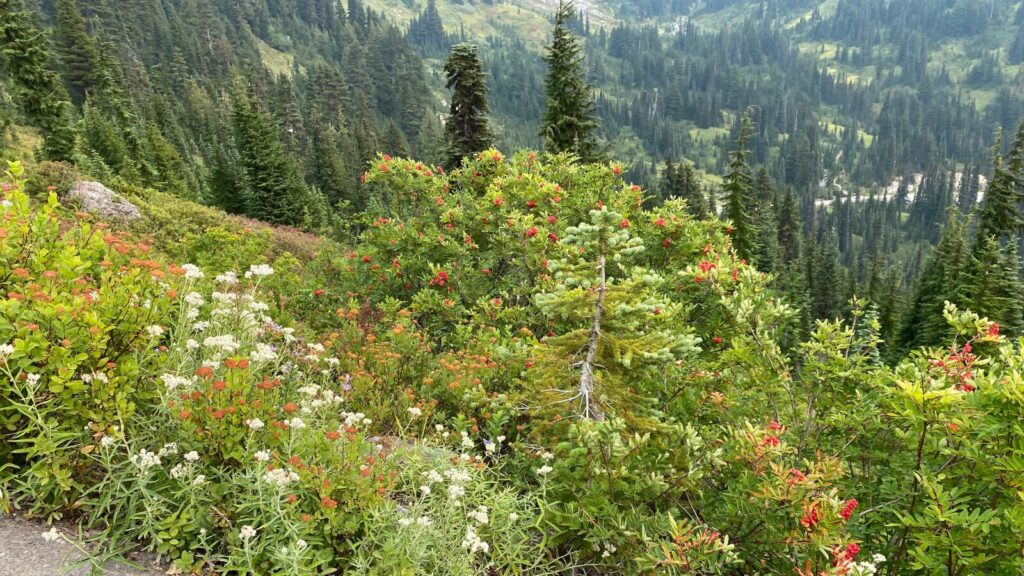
top-left (65, 181), bottom-right (142, 221)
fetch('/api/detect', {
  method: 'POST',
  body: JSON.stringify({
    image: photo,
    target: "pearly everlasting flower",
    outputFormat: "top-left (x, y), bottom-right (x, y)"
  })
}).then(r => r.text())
top-left (184, 451), bottom-right (200, 462)
top-left (461, 526), bottom-right (489, 554)
top-left (158, 442), bottom-right (178, 457)
top-left (184, 292), bottom-right (205, 307)
top-left (180, 264), bottom-right (204, 279)
top-left (263, 468), bottom-right (299, 487)
top-left (0, 343), bottom-right (14, 358)
top-left (26, 373), bottom-right (41, 385)
top-left (398, 518), bottom-right (413, 527)
top-left (41, 527), bottom-right (61, 542)
top-left (416, 516), bottom-right (432, 527)
top-left (192, 475), bottom-right (206, 486)
top-left (407, 406), bottom-right (422, 418)
top-left (203, 334), bottom-right (240, 353)
top-left (246, 418), bottom-right (265, 431)
top-left (251, 343), bottom-right (277, 363)
top-left (420, 485), bottom-right (431, 496)
top-left (254, 450), bottom-right (271, 462)
top-left (245, 264), bottom-right (274, 278)
top-left (215, 271), bottom-right (238, 285)
top-left (146, 325), bottom-right (165, 337)
top-left (424, 470), bottom-right (443, 483)
top-left (508, 512), bottom-right (519, 522)
top-left (170, 463), bottom-right (188, 479)
top-left (467, 506), bottom-right (489, 525)
top-left (285, 418), bottom-right (306, 430)
top-left (448, 484), bottom-right (466, 500)
top-left (161, 373), bottom-right (194, 391)
top-left (130, 449), bottom-right (162, 471)
top-left (100, 436), bottom-right (116, 448)
top-left (435, 424), bottom-right (444, 432)
top-left (192, 321), bottom-right (210, 332)
top-left (186, 339), bottom-right (200, 351)
top-left (536, 465), bottom-right (553, 476)
top-left (460, 431), bottom-right (474, 449)
top-left (239, 525), bottom-right (257, 541)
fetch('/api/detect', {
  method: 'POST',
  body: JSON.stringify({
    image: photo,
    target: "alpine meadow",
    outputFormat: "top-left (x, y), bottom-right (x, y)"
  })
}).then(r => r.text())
top-left (4, 0), bottom-right (1024, 575)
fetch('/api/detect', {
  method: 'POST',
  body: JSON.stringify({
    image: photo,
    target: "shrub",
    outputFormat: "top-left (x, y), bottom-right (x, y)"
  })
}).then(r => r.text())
top-left (23, 160), bottom-right (80, 199)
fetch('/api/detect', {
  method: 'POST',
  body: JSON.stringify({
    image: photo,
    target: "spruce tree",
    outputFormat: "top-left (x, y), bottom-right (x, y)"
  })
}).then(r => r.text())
top-left (898, 211), bottom-right (969, 351)
top-left (534, 206), bottom-right (699, 420)
top-left (443, 43), bottom-right (493, 169)
top-left (958, 236), bottom-right (1024, 337)
top-left (0, 0), bottom-right (78, 161)
top-left (723, 113), bottom-right (756, 261)
top-left (976, 128), bottom-right (1023, 243)
top-left (54, 0), bottom-right (99, 105)
top-left (232, 88), bottom-right (320, 227)
top-left (539, 0), bottom-right (602, 162)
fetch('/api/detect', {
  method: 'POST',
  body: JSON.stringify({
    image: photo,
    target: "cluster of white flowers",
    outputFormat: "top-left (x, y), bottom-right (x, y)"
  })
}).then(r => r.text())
top-left (254, 450), bottom-right (271, 463)
top-left (145, 325), bottom-right (165, 338)
top-left (192, 321), bottom-right (210, 332)
top-left (467, 506), bottom-right (489, 525)
top-left (26, 373), bottom-right (40, 385)
top-left (851, 554), bottom-right (887, 576)
top-left (536, 450), bottom-right (555, 476)
top-left (398, 515), bottom-right (433, 528)
top-left (161, 373), bottom-right (195, 391)
top-left (0, 343), bottom-right (14, 358)
top-left (246, 418), bottom-right (265, 431)
top-left (215, 271), bottom-right (239, 285)
top-left (263, 468), bottom-right (300, 487)
top-left (239, 525), bottom-right (258, 541)
top-left (460, 431), bottom-right (474, 449)
top-left (245, 264), bottom-right (275, 279)
top-left (251, 343), bottom-right (277, 363)
top-left (341, 411), bottom-right (372, 428)
top-left (296, 384), bottom-right (344, 413)
top-left (185, 339), bottom-right (200, 351)
top-left (184, 292), bottom-right (205, 307)
top-left (184, 451), bottom-right (200, 462)
top-left (157, 443), bottom-right (179, 458)
top-left (407, 406), bottom-right (422, 418)
top-left (285, 418), bottom-right (306, 430)
top-left (600, 543), bottom-right (617, 558)
top-left (203, 334), bottom-right (240, 354)
top-left (130, 449), bottom-right (162, 471)
top-left (80, 372), bottom-right (109, 384)
top-left (180, 264), bottom-right (204, 280)
top-left (461, 526), bottom-right (489, 554)
top-left (41, 527), bottom-right (62, 542)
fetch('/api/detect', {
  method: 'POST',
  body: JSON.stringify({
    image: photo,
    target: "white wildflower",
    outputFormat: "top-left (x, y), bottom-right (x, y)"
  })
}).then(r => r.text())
top-left (170, 463), bottom-right (188, 479)
top-left (215, 271), bottom-right (238, 285)
top-left (184, 451), bottom-right (200, 462)
top-left (180, 264), bottom-right (204, 280)
top-left (100, 436), bottom-right (115, 448)
top-left (129, 449), bottom-right (161, 471)
top-left (263, 468), bottom-right (299, 487)
top-left (245, 264), bottom-right (274, 278)
top-left (407, 406), bottom-right (422, 418)
top-left (285, 418), bottom-right (306, 430)
top-left (424, 470), bottom-right (443, 483)
top-left (146, 325), bottom-right (165, 337)
top-left (467, 506), bottom-right (489, 525)
top-left (0, 343), bottom-right (14, 358)
top-left (254, 450), bottom-right (271, 462)
top-left (184, 292), bottom-right (205, 307)
top-left (239, 525), bottom-right (257, 541)
top-left (26, 373), bottom-right (40, 385)
top-left (398, 518), bottom-right (413, 527)
top-left (420, 485), bottom-right (431, 496)
top-left (448, 484), bottom-right (465, 500)
top-left (251, 343), bottom-right (277, 363)
top-left (536, 465), bottom-right (553, 476)
top-left (186, 339), bottom-right (200, 351)
top-left (161, 373), bottom-right (194, 391)
top-left (416, 516), bottom-right (432, 527)
top-left (461, 526), bottom-right (490, 554)
top-left (192, 321), bottom-right (210, 332)
top-left (192, 475), bottom-right (206, 486)
top-left (246, 418), bottom-right (265, 431)
top-left (508, 512), bottom-right (519, 522)
top-left (41, 527), bottom-right (61, 542)
top-left (158, 442), bottom-right (178, 457)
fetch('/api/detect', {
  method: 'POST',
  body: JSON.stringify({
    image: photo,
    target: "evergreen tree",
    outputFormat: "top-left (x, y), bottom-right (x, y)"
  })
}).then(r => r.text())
top-left (534, 206), bottom-right (699, 420)
top-left (723, 113), bottom-right (756, 261)
top-left (0, 0), bottom-right (77, 161)
top-left (751, 167), bottom-right (779, 272)
top-left (54, 0), bottom-right (99, 105)
top-left (976, 128), bottom-right (1023, 243)
top-left (232, 88), bottom-right (322, 227)
top-left (443, 43), bottom-right (493, 169)
top-left (539, 0), bottom-right (602, 162)
top-left (810, 226), bottom-right (844, 320)
top-left (898, 211), bottom-right (969, 351)
top-left (958, 236), bottom-right (1024, 337)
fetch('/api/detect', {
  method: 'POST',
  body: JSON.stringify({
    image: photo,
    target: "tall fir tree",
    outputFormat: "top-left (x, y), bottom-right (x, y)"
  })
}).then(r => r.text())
top-left (0, 0), bottom-right (77, 161)
top-left (898, 210), bottom-right (969, 351)
top-left (723, 113), bottom-right (756, 261)
top-left (232, 88), bottom-right (324, 227)
top-left (443, 43), bottom-right (493, 169)
top-left (975, 127), bottom-right (1023, 243)
top-left (54, 0), bottom-right (99, 105)
top-left (539, 0), bottom-right (602, 162)
top-left (958, 236), bottom-right (1024, 337)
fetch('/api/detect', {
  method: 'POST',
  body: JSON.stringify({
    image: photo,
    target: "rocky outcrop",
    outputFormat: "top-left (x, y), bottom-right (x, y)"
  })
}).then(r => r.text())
top-left (65, 181), bottom-right (142, 221)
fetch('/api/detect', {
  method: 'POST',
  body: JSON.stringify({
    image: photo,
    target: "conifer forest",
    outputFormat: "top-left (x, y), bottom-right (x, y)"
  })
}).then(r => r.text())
top-left (2, 0), bottom-right (1024, 574)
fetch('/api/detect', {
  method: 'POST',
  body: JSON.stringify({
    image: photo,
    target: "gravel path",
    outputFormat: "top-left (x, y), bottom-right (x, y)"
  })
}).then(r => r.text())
top-left (0, 515), bottom-right (165, 576)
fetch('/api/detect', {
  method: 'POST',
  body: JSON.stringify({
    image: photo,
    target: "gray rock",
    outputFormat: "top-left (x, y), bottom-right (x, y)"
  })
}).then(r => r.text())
top-left (66, 181), bottom-right (142, 221)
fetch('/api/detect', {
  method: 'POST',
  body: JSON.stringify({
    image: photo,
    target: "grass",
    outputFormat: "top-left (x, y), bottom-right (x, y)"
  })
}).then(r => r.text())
top-left (255, 36), bottom-right (297, 77)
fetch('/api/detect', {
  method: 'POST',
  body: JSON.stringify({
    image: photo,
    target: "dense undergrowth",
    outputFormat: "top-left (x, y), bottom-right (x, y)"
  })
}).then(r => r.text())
top-left (1, 155), bottom-right (1023, 575)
